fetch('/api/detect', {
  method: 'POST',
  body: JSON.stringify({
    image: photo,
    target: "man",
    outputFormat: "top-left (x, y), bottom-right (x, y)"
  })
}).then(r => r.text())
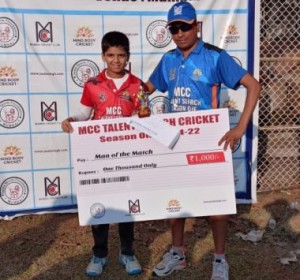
top-left (145, 2), bottom-right (260, 280)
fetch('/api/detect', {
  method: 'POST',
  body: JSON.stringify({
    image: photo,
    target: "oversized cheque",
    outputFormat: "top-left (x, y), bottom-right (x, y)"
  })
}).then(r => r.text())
top-left (71, 108), bottom-right (236, 226)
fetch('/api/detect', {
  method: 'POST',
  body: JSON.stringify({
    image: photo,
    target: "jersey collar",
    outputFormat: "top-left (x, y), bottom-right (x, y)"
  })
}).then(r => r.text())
top-left (175, 39), bottom-right (204, 57)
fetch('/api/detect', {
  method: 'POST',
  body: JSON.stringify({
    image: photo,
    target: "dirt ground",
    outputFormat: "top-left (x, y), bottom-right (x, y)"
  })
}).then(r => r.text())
top-left (0, 188), bottom-right (299, 280)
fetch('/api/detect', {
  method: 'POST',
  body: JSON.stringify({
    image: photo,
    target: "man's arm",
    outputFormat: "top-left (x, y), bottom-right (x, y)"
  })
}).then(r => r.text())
top-left (218, 73), bottom-right (261, 150)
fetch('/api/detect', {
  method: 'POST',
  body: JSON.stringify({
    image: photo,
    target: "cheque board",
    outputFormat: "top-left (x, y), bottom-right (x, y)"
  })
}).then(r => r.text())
top-left (71, 109), bottom-right (237, 225)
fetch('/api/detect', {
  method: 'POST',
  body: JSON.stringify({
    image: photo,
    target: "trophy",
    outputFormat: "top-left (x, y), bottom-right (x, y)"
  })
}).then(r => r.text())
top-left (136, 86), bottom-right (151, 118)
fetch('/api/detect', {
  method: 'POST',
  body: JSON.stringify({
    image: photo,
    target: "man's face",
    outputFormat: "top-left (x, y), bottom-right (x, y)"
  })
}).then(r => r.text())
top-left (168, 21), bottom-right (199, 51)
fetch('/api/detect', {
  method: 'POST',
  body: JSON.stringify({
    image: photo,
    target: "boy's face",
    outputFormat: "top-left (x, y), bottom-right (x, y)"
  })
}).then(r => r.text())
top-left (102, 46), bottom-right (129, 78)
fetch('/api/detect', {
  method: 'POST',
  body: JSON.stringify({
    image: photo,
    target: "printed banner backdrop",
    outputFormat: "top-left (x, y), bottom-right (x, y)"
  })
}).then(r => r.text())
top-left (0, 0), bottom-right (260, 219)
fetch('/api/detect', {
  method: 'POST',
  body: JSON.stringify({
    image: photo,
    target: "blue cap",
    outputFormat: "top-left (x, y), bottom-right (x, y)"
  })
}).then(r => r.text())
top-left (167, 2), bottom-right (197, 26)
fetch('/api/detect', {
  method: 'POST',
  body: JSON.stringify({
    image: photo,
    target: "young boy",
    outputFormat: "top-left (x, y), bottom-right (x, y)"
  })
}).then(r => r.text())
top-left (61, 31), bottom-right (150, 277)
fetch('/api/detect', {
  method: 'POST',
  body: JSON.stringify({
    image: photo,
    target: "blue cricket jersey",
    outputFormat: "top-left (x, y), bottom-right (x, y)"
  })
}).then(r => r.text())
top-left (149, 40), bottom-right (247, 112)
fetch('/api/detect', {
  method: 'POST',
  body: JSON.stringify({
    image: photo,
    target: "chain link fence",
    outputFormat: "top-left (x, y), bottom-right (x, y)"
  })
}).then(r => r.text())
top-left (257, 0), bottom-right (299, 191)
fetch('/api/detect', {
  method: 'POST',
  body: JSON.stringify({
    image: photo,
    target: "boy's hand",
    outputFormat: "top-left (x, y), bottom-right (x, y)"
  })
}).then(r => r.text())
top-left (218, 126), bottom-right (244, 151)
top-left (61, 118), bottom-right (74, 133)
top-left (138, 107), bottom-right (151, 118)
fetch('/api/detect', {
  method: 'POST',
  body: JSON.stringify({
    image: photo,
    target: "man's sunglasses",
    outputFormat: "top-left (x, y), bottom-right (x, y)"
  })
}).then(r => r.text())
top-left (168, 21), bottom-right (195, 35)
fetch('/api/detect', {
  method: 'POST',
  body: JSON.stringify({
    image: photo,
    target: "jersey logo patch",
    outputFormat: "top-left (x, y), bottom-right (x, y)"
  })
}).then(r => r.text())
top-left (120, 91), bottom-right (131, 102)
top-left (98, 92), bottom-right (106, 101)
top-left (169, 69), bottom-right (176, 80)
top-left (192, 69), bottom-right (202, 81)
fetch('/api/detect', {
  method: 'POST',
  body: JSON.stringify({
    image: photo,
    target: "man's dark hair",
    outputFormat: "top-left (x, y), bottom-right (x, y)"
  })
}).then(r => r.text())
top-left (101, 31), bottom-right (130, 56)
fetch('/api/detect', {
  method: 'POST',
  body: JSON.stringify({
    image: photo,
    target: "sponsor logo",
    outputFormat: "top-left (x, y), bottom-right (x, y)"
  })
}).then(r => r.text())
top-left (146, 20), bottom-right (172, 48)
top-left (41, 101), bottom-right (57, 121)
top-left (192, 69), bottom-right (202, 81)
top-left (0, 66), bottom-right (19, 86)
top-left (227, 25), bottom-right (238, 36)
top-left (44, 177), bottom-right (60, 196)
top-left (0, 145), bottom-right (24, 165)
top-left (222, 24), bottom-right (240, 44)
top-left (222, 98), bottom-right (237, 109)
top-left (90, 203), bottom-right (106, 218)
top-left (0, 17), bottom-right (19, 48)
top-left (3, 145), bottom-right (22, 156)
top-left (0, 99), bottom-right (24, 129)
top-left (30, 21), bottom-right (60, 47)
top-left (36, 22), bottom-right (53, 43)
top-left (150, 96), bottom-right (170, 114)
top-left (166, 199), bottom-right (181, 213)
top-left (73, 26), bottom-right (96, 47)
top-left (71, 59), bottom-right (100, 87)
top-left (1, 177), bottom-right (29, 205)
top-left (222, 98), bottom-right (239, 117)
top-left (129, 199), bottom-right (140, 214)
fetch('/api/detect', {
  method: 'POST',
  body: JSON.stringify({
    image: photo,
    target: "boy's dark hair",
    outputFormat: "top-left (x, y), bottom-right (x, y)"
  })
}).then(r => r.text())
top-left (101, 31), bottom-right (130, 56)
